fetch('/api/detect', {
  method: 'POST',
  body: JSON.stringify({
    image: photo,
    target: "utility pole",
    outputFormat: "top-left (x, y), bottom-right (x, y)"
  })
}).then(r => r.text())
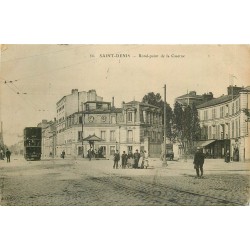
top-left (162, 84), bottom-right (168, 167)
top-left (81, 102), bottom-right (84, 158)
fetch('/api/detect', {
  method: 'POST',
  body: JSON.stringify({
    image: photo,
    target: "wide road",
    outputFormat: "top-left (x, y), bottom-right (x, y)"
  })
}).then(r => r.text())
top-left (0, 157), bottom-right (249, 206)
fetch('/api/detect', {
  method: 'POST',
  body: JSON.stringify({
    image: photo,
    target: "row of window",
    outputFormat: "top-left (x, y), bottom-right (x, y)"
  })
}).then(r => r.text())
top-left (57, 105), bottom-right (65, 113)
top-left (58, 117), bottom-right (65, 123)
top-left (57, 112), bottom-right (162, 127)
top-left (77, 130), bottom-right (162, 142)
top-left (144, 130), bottom-right (162, 141)
top-left (77, 130), bottom-right (116, 141)
top-left (139, 111), bottom-right (162, 124)
top-left (201, 100), bottom-right (240, 121)
top-left (202, 119), bottom-right (240, 140)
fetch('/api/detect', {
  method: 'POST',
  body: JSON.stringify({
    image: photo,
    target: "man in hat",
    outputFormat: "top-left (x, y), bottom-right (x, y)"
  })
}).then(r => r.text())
top-left (121, 151), bottom-right (127, 169)
top-left (5, 148), bottom-right (11, 163)
top-left (225, 150), bottom-right (230, 163)
top-left (133, 149), bottom-right (140, 168)
top-left (113, 150), bottom-right (120, 169)
top-left (193, 147), bottom-right (205, 178)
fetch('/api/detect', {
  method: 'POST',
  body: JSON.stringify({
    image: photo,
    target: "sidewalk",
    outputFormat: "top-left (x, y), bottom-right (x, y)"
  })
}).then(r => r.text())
top-left (148, 157), bottom-right (250, 176)
top-left (1, 156), bottom-right (249, 178)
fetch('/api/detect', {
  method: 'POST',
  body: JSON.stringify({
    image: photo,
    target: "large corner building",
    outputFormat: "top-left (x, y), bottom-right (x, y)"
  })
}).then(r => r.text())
top-left (55, 89), bottom-right (163, 158)
top-left (196, 85), bottom-right (250, 161)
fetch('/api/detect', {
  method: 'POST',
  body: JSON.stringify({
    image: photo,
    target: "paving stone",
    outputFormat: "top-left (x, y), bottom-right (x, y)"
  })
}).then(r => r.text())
top-left (0, 158), bottom-right (249, 206)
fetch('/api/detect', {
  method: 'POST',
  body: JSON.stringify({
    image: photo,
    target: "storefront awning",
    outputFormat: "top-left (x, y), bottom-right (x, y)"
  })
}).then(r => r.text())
top-left (197, 140), bottom-right (215, 147)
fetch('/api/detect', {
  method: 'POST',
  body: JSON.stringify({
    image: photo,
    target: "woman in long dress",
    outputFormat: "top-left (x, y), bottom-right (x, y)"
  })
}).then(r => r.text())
top-left (144, 150), bottom-right (149, 169)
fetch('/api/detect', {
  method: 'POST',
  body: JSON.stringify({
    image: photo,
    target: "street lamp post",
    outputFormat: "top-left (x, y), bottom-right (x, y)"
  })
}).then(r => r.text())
top-left (162, 84), bottom-right (168, 167)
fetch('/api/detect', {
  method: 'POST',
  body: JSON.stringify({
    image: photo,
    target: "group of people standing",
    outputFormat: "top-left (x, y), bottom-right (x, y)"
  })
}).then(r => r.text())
top-left (113, 149), bottom-right (149, 169)
top-left (87, 147), bottom-right (105, 161)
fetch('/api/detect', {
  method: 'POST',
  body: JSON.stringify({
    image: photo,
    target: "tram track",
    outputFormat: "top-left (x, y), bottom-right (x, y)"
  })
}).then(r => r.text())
top-left (0, 160), bottom-right (247, 206)
top-left (88, 176), bottom-right (178, 205)
top-left (86, 172), bottom-right (245, 206)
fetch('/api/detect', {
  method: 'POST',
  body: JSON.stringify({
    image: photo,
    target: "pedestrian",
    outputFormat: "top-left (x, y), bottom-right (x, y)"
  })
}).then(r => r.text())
top-left (121, 151), bottom-right (127, 169)
top-left (5, 148), bottom-right (11, 163)
top-left (225, 150), bottom-right (230, 163)
top-left (193, 147), bottom-right (205, 178)
top-left (88, 148), bottom-right (92, 161)
top-left (138, 150), bottom-right (144, 168)
top-left (127, 151), bottom-right (134, 168)
top-left (113, 150), bottom-right (120, 169)
top-left (0, 148), bottom-right (4, 160)
top-left (144, 150), bottom-right (149, 169)
top-left (127, 151), bottom-right (133, 159)
top-left (61, 150), bottom-right (65, 159)
top-left (133, 149), bottom-right (140, 169)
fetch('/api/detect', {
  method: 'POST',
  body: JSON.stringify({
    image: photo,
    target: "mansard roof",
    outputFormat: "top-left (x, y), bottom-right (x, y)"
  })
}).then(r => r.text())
top-left (196, 95), bottom-right (237, 109)
top-left (176, 93), bottom-right (203, 99)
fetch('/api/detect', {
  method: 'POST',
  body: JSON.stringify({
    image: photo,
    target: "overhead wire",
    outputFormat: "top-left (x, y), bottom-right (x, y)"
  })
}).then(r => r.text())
top-left (5, 45), bottom-right (143, 83)
top-left (1, 45), bottom-right (144, 113)
top-left (1, 44), bottom-right (88, 64)
top-left (2, 78), bottom-right (40, 111)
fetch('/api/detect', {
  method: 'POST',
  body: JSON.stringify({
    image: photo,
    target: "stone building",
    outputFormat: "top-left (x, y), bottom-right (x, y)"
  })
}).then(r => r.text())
top-left (196, 85), bottom-right (250, 161)
top-left (56, 89), bottom-right (103, 154)
top-left (175, 90), bottom-right (214, 107)
top-left (40, 120), bottom-right (56, 158)
top-left (119, 101), bottom-right (163, 157)
top-left (54, 94), bottom-right (163, 158)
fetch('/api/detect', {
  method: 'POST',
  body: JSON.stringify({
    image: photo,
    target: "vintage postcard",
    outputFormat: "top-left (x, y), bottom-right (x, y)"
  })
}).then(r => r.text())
top-left (0, 44), bottom-right (249, 206)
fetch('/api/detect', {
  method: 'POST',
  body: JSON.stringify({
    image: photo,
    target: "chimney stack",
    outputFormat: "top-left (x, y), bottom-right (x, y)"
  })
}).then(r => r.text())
top-left (71, 89), bottom-right (78, 95)
top-left (112, 97), bottom-right (114, 107)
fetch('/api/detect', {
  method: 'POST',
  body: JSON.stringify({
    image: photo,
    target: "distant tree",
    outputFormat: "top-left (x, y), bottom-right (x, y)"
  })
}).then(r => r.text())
top-left (183, 105), bottom-right (193, 152)
top-left (172, 102), bottom-right (201, 154)
top-left (172, 102), bottom-right (184, 146)
top-left (142, 92), bottom-right (163, 107)
top-left (142, 92), bottom-right (173, 139)
top-left (191, 103), bottom-right (201, 142)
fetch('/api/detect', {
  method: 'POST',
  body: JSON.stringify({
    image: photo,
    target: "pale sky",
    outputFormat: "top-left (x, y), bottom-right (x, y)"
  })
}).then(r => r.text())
top-left (1, 44), bottom-right (249, 146)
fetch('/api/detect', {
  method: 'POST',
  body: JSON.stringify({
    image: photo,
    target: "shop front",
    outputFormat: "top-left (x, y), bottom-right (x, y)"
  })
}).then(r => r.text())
top-left (197, 139), bottom-right (230, 159)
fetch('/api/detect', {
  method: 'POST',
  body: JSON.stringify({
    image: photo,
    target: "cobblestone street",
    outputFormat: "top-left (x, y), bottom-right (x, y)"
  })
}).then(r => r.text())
top-left (0, 157), bottom-right (249, 206)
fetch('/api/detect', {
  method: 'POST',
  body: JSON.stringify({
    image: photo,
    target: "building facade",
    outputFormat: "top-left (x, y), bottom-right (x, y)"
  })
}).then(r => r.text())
top-left (120, 101), bottom-right (163, 157)
top-left (55, 97), bottom-right (163, 158)
top-left (197, 85), bottom-right (250, 161)
top-left (56, 89), bottom-right (103, 154)
top-left (175, 91), bottom-right (214, 107)
top-left (41, 121), bottom-right (56, 158)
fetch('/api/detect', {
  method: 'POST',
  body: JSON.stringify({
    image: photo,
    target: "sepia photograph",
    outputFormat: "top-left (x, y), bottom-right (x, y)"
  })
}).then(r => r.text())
top-left (0, 44), bottom-right (249, 206)
top-left (1, 1), bottom-right (250, 249)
